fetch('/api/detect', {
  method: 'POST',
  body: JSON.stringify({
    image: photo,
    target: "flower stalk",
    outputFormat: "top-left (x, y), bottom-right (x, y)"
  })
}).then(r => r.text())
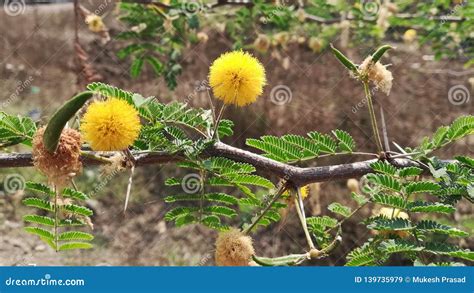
top-left (211, 104), bottom-right (226, 140)
top-left (54, 185), bottom-right (59, 252)
top-left (243, 182), bottom-right (288, 235)
top-left (295, 187), bottom-right (315, 250)
top-left (363, 82), bottom-right (384, 154)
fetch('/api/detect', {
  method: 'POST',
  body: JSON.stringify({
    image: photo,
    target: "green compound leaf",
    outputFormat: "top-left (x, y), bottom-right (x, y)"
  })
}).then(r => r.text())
top-left (370, 161), bottom-right (397, 176)
top-left (58, 242), bottom-right (93, 251)
top-left (328, 202), bottom-right (352, 217)
top-left (408, 202), bottom-right (455, 214)
top-left (345, 245), bottom-right (380, 267)
top-left (23, 215), bottom-right (55, 227)
top-left (218, 119), bottom-right (234, 138)
top-left (366, 216), bottom-right (412, 231)
top-left (366, 174), bottom-right (402, 192)
top-left (24, 227), bottom-right (54, 240)
top-left (424, 242), bottom-right (474, 262)
top-left (203, 206), bottom-right (237, 218)
top-left (379, 239), bottom-right (424, 254)
top-left (165, 207), bottom-right (199, 221)
top-left (397, 167), bottom-right (423, 177)
top-left (332, 129), bottom-right (355, 152)
top-left (372, 194), bottom-right (407, 210)
top-left (307, 216), bottom-right (338, 231)
top-left (58, 231), bottom-right (94, 241)
top-left (416, 220), bottom-right (468, 237)
top-left (307, 131), bottom-right (337, 154)
top-left (405, 181), bottom-right (440, 194)
top-left (222, 174), bottom-right (275, 189)
top-left (22, 198), bottom-right (54, 212)
top-left (62, 204), bottom-right (93, 217)
top-left (0, 112), bottom-right (37, 147)
top-left (164, 192), bottom-right (238, 206)
top-left (62, 188), bottom-right (90, 201)
top-left (87, 82), bottom-right (134, 106)
top-left (25, 182), bottom-right (55, 196)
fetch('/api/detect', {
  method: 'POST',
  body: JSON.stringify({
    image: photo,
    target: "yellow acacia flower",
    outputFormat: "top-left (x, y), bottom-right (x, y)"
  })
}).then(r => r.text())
top-left (209, 51), bottom-right (266, 107)
top-left (283, 185), bottom-right (310, 199)
top-left (375, 207), bottom-right (410, 238)
top-left (403, 29), bottom-right (417, 43)
top-left (80, 98), bottom-right (141, 151)
top-left (299, 185), bottom-right (310, 199)
top-left (346, 178), bottom-right (360, 193)
top-left (85, 14), bottom-right (105, 33)
top-left (308, 37), bottom-right (324, 53)
top-left (197, 31), bottom-right (209, 43)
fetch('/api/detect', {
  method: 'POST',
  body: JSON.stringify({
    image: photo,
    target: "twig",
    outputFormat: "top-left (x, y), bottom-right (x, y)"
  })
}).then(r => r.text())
top-left (243, 181), bottom-right (288, 234)
top-left (325, 201), bottom-right (369, 234)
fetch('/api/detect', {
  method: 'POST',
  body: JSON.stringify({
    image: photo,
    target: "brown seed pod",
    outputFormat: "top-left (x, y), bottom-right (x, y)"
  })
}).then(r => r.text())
top-left (32, 127), bottom-right (82, 187)
top-left (215, 228), bottom-right (255, 266)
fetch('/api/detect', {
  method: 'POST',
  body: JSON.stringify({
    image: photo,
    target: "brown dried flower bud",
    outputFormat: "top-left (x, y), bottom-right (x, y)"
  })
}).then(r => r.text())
top-left (359, 57), bottom-right (393, 96)
top-left (32, 127), bottom-right (82, 187)
top-left (215, 228), bottom-right (255, 266)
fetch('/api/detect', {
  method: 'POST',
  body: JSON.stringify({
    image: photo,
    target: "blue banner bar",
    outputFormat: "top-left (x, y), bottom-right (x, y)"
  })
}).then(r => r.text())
top-left (0, 266), bottom-right (472, 292)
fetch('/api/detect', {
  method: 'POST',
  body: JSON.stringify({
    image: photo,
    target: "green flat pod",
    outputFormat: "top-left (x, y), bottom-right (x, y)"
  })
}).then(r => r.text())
top-left (252, 253), bottom-right (309, 266)
top-left (371, 45), bottom-right (394, 63)
top-left (330, 44), bottom-right (358, 74)
top-left (43, 91), bottom-right (94, 153)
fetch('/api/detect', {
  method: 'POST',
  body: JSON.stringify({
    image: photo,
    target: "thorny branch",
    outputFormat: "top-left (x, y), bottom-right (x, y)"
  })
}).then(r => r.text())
top-left (0, 142), bottom-right (445, 186)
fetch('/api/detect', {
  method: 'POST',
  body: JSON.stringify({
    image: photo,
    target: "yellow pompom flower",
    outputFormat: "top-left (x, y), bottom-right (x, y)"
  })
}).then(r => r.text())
top-left (403, 29), bottom-right (417, 43)
top-left (283, 185), bottom-right (310, 199)
top-left (85, 14), bottom-right (105, 33)
top-left (80, 98), bottom-right (141, 151)
top-left (209, 51), bottom-right (266, 107)
top-left (374, 207), bottom-right (410, 238)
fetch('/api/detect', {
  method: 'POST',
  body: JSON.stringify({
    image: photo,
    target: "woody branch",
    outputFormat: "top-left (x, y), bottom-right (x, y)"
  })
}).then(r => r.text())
top-left (0, 141), bottom-right (440, 186)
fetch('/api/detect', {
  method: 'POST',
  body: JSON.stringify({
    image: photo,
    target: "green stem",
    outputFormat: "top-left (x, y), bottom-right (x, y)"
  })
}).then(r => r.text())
top-left (198, 169), bottom-right (206, 222)
top-left (54, 185), bottom-right (59, 252)
top-left (295, 188), bottom-right (315, 250)
top-left (206, 88), bottom-right (217, 123)
top-left (243, 182), bottom-right (287, 235)
top-left (211, 104), bottom-right (227, 140)
top-left (325, 201), bottom-right (369, 234)
top-left (363, 82), bottom-right (384, 154)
